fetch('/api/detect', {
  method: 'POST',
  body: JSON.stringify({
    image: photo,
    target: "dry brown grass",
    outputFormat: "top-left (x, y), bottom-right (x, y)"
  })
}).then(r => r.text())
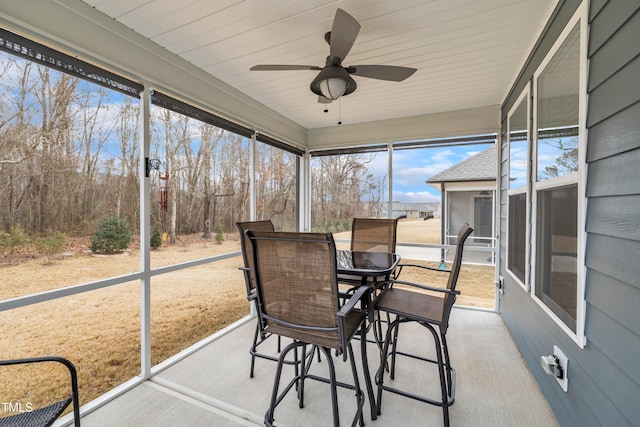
top-left (0, 220), bottom-right (494, 418)
top-left (0, 236), bottom-right (249, 418)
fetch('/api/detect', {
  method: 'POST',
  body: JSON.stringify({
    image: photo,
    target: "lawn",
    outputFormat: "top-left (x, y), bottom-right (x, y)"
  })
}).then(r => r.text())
top-left (0, 219), bottom-right (494, 418)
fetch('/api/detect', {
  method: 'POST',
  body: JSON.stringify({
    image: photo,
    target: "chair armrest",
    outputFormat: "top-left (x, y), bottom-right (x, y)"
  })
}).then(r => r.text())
top-left (337, 285), bottom-right (370, 361)
top-left (397, 263), bottom-right (451, 276)
top-left (0, 355), bottom-right (77, 373)
top-left (385, 279), bottom-right (460, 296)
top-left (338, 285), bottom-right (370, 317)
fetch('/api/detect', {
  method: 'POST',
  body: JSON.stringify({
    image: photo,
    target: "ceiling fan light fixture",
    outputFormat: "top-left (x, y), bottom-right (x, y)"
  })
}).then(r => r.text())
top-left (319, 77), bottom-right (347, 100)
top-left (310, 66), bottom-right (356, 100)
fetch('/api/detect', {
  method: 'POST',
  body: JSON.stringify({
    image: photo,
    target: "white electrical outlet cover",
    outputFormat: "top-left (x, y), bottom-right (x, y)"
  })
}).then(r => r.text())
top-left (553, 345), bottom-right (569, 392)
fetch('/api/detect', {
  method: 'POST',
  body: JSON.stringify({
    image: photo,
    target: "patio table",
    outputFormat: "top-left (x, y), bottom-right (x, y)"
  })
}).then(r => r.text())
top-left (336, 250), bottom-right (400, 284)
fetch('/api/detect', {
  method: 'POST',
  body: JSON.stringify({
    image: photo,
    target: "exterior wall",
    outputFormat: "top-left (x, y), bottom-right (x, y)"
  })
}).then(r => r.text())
top-left (442, 181), bottom-right (495, 246)
top-left (499, 0), bottom-right (640, 426)
top-left (406, 210), bottom-right (419, 219)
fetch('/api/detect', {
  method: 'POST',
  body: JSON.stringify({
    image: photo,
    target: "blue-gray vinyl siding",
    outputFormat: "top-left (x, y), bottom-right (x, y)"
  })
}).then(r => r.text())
top-left (499, 0), bottom-right (640, 426)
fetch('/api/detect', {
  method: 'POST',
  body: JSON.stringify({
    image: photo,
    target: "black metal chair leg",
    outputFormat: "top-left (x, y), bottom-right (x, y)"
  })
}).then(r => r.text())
top-left (298, 343), bottom-right (308, 408)
top-left (427, 325), bottom-right (450, 427)
top-left (324, 347), bottom-right (340, 427)
top-left (250, 319), bottom-right (261, 378)
top-left (390, 323), bottom-right (400, 380)
top-left (265, 345), bottom-right (289, 427)
top-left (265, 341), bottom-right (306, 427)
top-left (441, 333), bottom-right (453, 397)
top-left (359, 321), bottom-right (377, 421)
top-left (347, 341), bottom-right (366, 427)
top-left (376, 318), bottom-right (399, 415)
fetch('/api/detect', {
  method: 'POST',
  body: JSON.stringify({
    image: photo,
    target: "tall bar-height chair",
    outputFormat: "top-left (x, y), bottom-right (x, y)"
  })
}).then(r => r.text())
top-left (350, 217), bottom-right (399, 254)
top-left (236, 220), bottom-right (281, 378)
top-left (247, 230), bottom-right (375, 427)
top-left (0, 356), bottom-right (80, 427)
top-left (338, 217), bottom-right (399, 288)
top-left (374, 223), bottom-right (473, 426)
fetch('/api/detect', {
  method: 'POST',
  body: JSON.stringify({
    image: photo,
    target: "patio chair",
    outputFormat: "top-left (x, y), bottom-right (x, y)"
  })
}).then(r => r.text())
top-left (247, 230), bottom-right (374, 427)
top-left (350, 217), bottom-right (398, 254)
top-left (374, 223), bottom-right (473, 427)
top-left (338, 217), bottom-right (399, 287)
top-left (0, 356), bottom-right (80, 427)
top-left (236, 220), bottom-right (285, 378)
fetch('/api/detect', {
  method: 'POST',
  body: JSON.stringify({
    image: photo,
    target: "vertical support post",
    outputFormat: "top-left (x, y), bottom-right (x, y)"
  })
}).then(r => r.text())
top-left (248, 133), bottom-right (257, 318)
top-left (301, 151), bottom-right (311, 231)
top-left (494, 131), bottom-right (503, 300)
top-left (439, 183), bottom-right (447, 269)
top-left (492, 189), bottom-right (497, 264)
top-left (250, 134), bottom-right (256, 221)
top-left (139, 85), bottom-right (152, 379)
top-left (387, 142), bottom-right (393, 218)
top-left (294, 155), bottom-right (301, 231)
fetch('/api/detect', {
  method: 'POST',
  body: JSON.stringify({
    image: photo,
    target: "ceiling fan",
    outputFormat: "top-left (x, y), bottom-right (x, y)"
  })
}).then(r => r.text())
top-left (250, 9), bottom-right (417, 104)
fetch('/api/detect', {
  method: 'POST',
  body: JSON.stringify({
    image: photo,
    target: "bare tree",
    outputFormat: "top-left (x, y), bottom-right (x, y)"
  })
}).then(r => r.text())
top-left (311, 153), bottom-right (385, 230)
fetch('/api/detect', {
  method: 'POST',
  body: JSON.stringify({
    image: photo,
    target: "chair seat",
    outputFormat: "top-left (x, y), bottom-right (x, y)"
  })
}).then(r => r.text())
top-left (0, 398), bottom-right (71, 427)
top-left (374, 223), bottom-right (473, 427)
top-left (376, 287), bottom-right (445, 326)
top-left (266, 309), bottom-right (365, 350)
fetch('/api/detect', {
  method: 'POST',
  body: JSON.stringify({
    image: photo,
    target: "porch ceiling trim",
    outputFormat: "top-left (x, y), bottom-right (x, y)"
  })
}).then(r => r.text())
top-left (306, 105), bottom-right (500, 149)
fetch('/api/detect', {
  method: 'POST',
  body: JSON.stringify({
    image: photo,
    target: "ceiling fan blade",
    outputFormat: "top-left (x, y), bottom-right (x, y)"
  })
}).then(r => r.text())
top-left (329, 9), bottom-right (361, 63)
top-left (250, 65), bottom-right (321, 71)
top-left (347, 65), bottom-right (417, 82)
top-left (317, 96), bottom-right (332, 104)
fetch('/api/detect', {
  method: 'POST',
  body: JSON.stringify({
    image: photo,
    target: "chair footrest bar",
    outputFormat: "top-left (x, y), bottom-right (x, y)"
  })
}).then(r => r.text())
top-left (375, 365), bottom-right (456, 405)
top-left (378, 382), bottom-right (455, 407)
top-left (391, 350), bottom-right (440, 365)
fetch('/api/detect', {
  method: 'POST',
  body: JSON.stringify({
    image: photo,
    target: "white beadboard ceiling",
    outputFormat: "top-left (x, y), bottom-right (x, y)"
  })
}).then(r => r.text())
top-left (81, 0), bottom-right (557, 130)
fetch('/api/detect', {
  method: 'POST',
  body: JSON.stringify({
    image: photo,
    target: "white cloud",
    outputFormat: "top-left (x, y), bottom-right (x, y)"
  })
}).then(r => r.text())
top-left (393, 190), bottom-right (440, 203)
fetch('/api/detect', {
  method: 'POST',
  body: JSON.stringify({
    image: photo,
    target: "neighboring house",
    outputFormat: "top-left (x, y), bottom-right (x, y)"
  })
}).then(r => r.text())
top-left (389, 202), bottom-right (440, 219)
top-left (427, 145), bottom-right (496, 252)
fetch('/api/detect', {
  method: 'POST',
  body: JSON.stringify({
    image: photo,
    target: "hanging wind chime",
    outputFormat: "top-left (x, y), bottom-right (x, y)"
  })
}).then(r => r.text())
top-left (159, 169), bottom-right (169, 212)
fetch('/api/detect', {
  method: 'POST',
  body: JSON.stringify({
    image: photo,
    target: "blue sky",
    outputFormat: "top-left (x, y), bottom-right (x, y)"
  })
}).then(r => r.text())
top-left (367, 144), bottom-right (493, 203)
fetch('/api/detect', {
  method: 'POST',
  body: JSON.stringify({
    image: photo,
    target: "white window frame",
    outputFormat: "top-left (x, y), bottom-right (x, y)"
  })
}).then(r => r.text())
top-left (506, 87), bottom-right (531, 291)
top-left (530, 4), bottom-right (588, 348)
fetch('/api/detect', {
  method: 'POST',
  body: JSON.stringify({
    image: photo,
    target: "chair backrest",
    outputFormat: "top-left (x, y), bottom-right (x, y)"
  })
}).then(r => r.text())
top-left (350, 217), bottom-right (398, 253)
top-left (441, 223), bottom-right (474, 327)
top-left (446, 223), bottom-right (474, 292)
top-left (236, 220), bottom-right (274, 298)
top-left (0, 356), bottom-right (80, 427)
top-left (247, 230), bottom-right (342, 348)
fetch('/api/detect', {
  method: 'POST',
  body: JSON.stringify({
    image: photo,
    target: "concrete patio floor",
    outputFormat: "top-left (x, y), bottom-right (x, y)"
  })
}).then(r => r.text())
top-left (79, 308), bottom-right (558, 427)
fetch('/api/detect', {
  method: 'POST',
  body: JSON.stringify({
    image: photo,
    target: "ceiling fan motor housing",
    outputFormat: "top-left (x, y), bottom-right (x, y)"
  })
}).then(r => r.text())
top-left (310, 66), bottom-right (357, 99)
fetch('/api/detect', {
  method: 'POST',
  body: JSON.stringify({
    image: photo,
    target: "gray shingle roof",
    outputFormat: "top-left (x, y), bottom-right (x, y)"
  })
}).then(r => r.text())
top-left (427, 145), bottom-right (497, 183)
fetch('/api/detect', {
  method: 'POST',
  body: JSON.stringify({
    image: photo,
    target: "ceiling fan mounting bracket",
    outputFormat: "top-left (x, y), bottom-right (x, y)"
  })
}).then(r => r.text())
top-left (324, 31), bottom-right (332, 45)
